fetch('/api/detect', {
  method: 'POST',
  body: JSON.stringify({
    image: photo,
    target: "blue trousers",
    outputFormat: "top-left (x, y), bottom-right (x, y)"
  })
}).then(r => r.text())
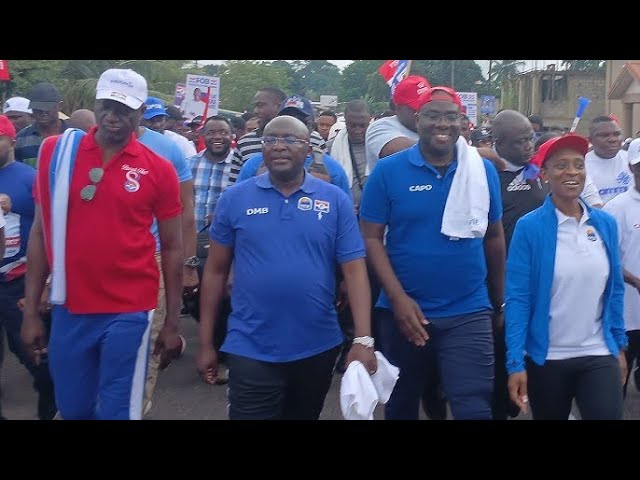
top-left (378, 308), bottom-right (494, 420)
top-left (48, 306), bottom-right (152, 420)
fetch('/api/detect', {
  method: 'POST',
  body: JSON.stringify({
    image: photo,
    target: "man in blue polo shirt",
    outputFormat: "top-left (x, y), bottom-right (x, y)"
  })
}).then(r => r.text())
top-left (360, 86), bottom-right (506, 420)
top-left (196, 115), bottom-right (376, 420)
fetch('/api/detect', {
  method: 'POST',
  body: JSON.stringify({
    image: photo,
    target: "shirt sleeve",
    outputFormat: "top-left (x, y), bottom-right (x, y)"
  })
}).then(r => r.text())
top-left (359, 163), bottom-right (390, 225)
top-left (153, 155), bottom-right (183, 220)
top-left (209, 188), bottom-right (235, 247)
top-left (335, 189), bottom-right (366, 264)
top-left (237, 155), bottom-right (260, 183)
top-left (484, 159), bottom-right (503, 224)
top-left (582, 174), bottom-right (603, 207)
top-left (168, 141), bottom-right (193, 183)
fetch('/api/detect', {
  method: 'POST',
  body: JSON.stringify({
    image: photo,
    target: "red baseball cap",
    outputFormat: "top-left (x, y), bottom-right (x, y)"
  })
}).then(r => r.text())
top-left (530, 134), bottom-right (589, 168)
top-left (416, 86), bottom-right (462, 110)
top-left (0, 115), bottom-right (16, 140)
top-left (392, 75), bottom-right (431, 111)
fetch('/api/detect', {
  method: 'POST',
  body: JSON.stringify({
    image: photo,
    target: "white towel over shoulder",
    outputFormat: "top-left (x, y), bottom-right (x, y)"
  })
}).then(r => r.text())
top-left (441, 136), bottom-right (490, 239)
top-left (330, 127), bottom-right (369, 188)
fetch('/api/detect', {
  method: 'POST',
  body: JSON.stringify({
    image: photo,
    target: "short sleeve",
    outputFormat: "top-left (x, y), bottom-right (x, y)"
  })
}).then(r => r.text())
top-left (484, 159), bottom-right (503, 224)
top-left (359, 164), bottom-right (390, 225)
top-left (210, 188), bottom-right (235, 247)
top-left (153, 156), bottom-right (182, 220)
top-left (335, 189), bottom-right (365, 264)
top-left (168, 141), bottom-right (192, 183)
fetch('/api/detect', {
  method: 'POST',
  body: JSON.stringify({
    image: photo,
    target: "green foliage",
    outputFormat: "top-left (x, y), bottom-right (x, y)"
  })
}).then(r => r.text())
top-left (561, 60), bottom-right (605, 72)
top-left (218, 61), bottom-right (291, 112)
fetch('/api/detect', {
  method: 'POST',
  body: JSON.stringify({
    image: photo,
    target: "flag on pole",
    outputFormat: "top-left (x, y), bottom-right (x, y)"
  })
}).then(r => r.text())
top-left (0, 61), bottom-right (10, 81)
top-left (569, 96), bottom-right (591, 133)
top-left (378, 60), bottom-right (410, 94)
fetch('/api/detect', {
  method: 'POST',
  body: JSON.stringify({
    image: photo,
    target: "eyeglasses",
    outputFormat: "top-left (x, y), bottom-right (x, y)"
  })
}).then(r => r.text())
top-left (419, 112), bottom-right (462, 124)
top-left (80, 168), bottom-right (104, 201)
top-left (261, 135), bottom-right (309, 146)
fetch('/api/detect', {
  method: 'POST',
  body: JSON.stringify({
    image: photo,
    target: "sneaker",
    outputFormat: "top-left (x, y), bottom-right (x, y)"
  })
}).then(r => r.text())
top-left (177, 335), bottom-right (187, 358)
top-left (214, 367), bottom-right (229, 385)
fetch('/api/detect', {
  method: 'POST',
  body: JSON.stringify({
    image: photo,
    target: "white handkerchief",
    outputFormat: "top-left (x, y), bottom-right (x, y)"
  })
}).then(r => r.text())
top-left (371, 351), bottom-right (400, 404)
top-left (340, 361), bottom-right (378, 420)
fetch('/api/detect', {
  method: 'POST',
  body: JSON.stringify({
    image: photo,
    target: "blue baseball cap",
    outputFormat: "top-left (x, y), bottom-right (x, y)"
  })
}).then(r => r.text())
top-left (278, 95), bottom-right (314, 120)
top-left (143, 96), bottom-right (168, 120)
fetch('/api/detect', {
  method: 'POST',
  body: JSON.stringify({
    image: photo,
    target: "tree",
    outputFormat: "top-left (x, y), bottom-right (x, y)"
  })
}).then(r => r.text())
top-left (561, 60), bottom-right (605, 72)
top-left (341, 60), bottom-right (389, 104)
top-left (488, 60), bottom-right (525, 85)
top-left (218, 61), bottom-right (291, 112)
top-left (292, 60), bottom-right (342, 101)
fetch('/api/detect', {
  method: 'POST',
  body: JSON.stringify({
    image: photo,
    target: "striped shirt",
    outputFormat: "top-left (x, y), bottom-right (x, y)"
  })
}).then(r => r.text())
top-left (15, 120), bottom-right (69, 169)
top-left (190, 148), bottom-right (242, 232)
top-left (237, 129), bottom-right (326, 165)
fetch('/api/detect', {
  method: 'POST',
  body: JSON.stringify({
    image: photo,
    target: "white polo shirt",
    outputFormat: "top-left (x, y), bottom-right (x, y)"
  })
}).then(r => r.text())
top-left (604, 187), bottom-right (640, 331)
top-left (585, 150), bottom-right (634, 204)
top-left (547, 202), bottom-right (610, 360)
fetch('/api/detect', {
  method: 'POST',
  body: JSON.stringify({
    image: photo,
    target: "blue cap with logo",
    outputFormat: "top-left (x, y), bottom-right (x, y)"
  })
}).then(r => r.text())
top-left (278, 95), bottom-right (314, 120)
top-left (143, 96), bottom-right (168, 120)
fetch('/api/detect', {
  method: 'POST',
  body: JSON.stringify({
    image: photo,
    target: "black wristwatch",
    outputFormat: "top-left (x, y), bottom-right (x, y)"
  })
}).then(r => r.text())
top-left (184, 256), bottom-right (200, 268)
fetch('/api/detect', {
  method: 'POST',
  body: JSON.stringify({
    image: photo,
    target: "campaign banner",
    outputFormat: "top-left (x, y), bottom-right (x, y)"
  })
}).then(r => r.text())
top-left (173, 83), bottom-right (186, 108)
top-left (480, 95), bottom-right (496, 115)
top-left (457, 92), bottom-right (478, 126)
top-left (181, 74), bottom-right (220, 121)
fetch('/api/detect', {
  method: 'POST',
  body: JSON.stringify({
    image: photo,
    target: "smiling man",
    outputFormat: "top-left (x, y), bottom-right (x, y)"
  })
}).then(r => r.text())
top-left (360, 86), bottom-right (505, 420)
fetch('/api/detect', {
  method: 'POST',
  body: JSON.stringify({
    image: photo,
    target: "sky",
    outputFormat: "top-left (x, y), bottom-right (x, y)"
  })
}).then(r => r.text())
top-left (199, 60), bottom-right (564, 76)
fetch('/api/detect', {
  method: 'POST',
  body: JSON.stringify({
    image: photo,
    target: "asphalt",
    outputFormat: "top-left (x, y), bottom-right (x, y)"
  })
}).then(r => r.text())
top-left (3, 315), bottom-right (640, 420)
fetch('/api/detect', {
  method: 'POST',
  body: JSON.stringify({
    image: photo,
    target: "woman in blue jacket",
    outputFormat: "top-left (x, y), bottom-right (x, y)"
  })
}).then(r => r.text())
top-left (505, 134), bottom-right (628, 420)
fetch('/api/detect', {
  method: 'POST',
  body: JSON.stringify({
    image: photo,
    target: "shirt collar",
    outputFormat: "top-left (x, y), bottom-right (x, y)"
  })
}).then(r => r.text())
top-left (555, 199), bottom-right (590, 226)
top-left (255, 170), bottom-right (317, 194)
top-left (408, 144), bottom-right (459, 173)
top-left (197, 148), bottom-right (235, 164)
top-left (493, 146), bottom-right (524, 172)
top-left (81, 126), bottom-right (142, 157)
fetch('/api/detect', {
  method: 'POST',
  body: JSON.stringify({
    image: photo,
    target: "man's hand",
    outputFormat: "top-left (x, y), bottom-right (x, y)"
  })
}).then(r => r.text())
top-left (21, 312), bottom-right (48, 366)
top-left (507, 371), bottom-right (529, 415)
top-left (345, 344), bottom-right (377, 374)
top-left (619, 352), bottom-right (628, 385)
top-left (477, 147), bottom-right (506, 171)
top-left (390, 293), bottom-right (430, 347)
top-left (196, 344), bottom-right (219, 385)
top-left (154, 324), bottom-right (183, 370)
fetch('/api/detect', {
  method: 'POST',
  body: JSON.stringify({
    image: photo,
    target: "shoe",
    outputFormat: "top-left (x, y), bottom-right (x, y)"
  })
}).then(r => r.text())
top-left (177, 335), bottom-right (187, 358)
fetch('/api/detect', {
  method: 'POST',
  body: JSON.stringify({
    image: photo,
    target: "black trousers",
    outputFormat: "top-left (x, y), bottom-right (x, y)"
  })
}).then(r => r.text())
top-left (226, 346), bottom-right (340, 420)
top-left (526, 355), bottom-right (623, 420)
top-left (624, 330), bottom-right (640, 397)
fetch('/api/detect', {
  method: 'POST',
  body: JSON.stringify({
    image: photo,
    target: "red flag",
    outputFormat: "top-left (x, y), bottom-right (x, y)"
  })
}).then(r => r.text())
top-left (0, 61), bottom-right (10, 81)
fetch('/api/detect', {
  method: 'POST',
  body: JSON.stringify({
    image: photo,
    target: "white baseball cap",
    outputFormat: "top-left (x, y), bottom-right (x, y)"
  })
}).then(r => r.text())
top-left (96, 68), bottom-right (147, 110)
top-left (3, 96), bottom-right (32, 114)
top-left (628, 138), bottom-right (640, 166)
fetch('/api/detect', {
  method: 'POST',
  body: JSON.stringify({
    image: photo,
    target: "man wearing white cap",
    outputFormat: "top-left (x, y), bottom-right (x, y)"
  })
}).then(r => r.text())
top-left (21, 68), bottom-right (185, 420)
top-left (604, 138), bottom-right (640, 396)
top-left (3, 96), bottom-right (33, 133)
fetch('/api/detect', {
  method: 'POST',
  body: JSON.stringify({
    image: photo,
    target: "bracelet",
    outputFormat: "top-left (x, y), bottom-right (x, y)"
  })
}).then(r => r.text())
top-left (352, 336), bottom-right (375, 349)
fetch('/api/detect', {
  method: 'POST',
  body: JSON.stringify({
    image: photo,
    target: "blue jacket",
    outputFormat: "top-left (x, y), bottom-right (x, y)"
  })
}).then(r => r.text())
top-left (505, 196), bottom-right (627, 374)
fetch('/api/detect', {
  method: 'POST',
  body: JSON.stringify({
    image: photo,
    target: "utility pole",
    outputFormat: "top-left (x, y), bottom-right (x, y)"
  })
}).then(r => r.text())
top-left (488, 60), bottom-right (493, 90)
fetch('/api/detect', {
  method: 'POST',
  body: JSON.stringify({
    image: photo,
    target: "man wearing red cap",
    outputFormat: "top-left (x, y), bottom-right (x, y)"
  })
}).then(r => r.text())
top-left (361, 86), bottom-right (505, 420)
top-left (0, 115), bottom-right (56, 420)
top-left (365, 75), bottom-right (430, 172)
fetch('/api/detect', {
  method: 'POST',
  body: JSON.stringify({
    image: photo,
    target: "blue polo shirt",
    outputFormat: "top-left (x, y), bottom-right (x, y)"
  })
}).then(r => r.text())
top-left (237, 152), bottom-right (352, 199)
top-left (138, 127), bottom-right (192, 251)
top-left (360, 144), bottom-right (502, 319)
top-left (211, 172), bottom-right (365, 362)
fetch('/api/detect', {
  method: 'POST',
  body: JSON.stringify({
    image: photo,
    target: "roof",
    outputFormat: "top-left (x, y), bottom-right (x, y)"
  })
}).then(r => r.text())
top-left (609, 62), bottom-right (640, 99)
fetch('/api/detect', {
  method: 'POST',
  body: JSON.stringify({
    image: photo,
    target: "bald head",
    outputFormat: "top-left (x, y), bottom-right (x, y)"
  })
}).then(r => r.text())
top-left (69, 109), bottom-right (96, 133)
top-left (492, 109), bottom-right (535, 166)
top-left (263, 115), bottom-right (310, 140)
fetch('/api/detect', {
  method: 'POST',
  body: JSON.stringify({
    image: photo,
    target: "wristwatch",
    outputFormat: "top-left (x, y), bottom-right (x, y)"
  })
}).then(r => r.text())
top-left (352, 336), bottom-right (375, 349)
top-left (184, 256), bottom-right (200, 269)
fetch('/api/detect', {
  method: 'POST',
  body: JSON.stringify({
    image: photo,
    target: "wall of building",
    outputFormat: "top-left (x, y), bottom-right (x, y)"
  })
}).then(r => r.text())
top-left (606, 60), bottom-right (640, 138)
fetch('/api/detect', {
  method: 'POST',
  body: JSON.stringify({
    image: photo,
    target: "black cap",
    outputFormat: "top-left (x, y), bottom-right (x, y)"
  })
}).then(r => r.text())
top-left (27, 82), bottom-right (62, 110)
top-left (470, 128), bottom-right (492, 142)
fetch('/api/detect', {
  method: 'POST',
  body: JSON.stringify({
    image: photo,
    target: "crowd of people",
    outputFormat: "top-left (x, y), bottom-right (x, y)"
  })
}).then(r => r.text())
top-left (0, 68), bottom-right (638, 420)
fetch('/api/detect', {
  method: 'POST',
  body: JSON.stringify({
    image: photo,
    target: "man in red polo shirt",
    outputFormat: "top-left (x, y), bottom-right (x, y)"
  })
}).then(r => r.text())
top-left (21, 68), bottom-right (184, 420)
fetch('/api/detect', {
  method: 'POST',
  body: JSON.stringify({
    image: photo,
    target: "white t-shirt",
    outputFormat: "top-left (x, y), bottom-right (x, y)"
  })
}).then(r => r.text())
top-left (585, 150), bottom-right (634, 204)
top-left (604, 188), bottom-right (640, 331)
top-left (547, 203), bottom-right (610, 360)
top-left (164, 129), bottom-right (197, 158)
top-left (365, 116), bottom-right (419, 172)
top-left (180, 98), bottom-right (206, 122)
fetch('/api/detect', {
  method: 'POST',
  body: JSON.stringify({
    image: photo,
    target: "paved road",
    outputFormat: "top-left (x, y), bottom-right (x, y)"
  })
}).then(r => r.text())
top-left (3, 315), bottom-right (640, 420)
